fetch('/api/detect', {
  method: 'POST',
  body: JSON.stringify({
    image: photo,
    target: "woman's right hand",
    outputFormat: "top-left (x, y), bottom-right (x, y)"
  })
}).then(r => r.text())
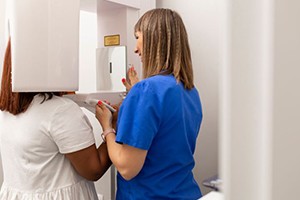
top-left (95, 101), bottom-right (113, 130)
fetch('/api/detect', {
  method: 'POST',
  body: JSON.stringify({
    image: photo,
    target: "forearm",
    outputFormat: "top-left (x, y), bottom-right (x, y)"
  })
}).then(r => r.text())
top-left (105, 133), bottom-right (147, 180)
top-left (96, 103), bottom-right (146, 180)
top-left (65, 144), bottom-right (112, 182)
top-left (105, 134), bottom-right (128, 175)
top-left (97, 142), bottom-right (112, 176)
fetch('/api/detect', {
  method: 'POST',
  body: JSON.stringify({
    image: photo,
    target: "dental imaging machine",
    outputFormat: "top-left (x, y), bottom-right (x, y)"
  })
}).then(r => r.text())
top-left (5, 1), bottom-right (127, 199)
top-left (6, 0), bottom-right (126, 112)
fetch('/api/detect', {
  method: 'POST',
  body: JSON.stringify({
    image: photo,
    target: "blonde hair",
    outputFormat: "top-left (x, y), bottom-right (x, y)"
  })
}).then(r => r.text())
top-left (134, 8), bottom-right (194, 89)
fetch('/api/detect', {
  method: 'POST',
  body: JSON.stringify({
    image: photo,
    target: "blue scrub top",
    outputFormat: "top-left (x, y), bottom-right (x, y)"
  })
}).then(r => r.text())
top-left (116, 74), bottom-right (203, 200)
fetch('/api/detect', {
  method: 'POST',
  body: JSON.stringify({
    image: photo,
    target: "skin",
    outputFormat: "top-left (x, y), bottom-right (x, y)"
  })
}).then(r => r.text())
top-left (122, 66), bottom-right (139, 91)
top-left (65, 142), bottom-right (112, 181)
top-left (95, 31), bottom-right (147, 180)
top-left (134, 31), bottom-right (143, 61)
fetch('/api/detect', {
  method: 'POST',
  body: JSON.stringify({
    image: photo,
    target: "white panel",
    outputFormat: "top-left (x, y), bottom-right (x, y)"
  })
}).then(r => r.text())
top-left (96, 46), bottom-right (126, 92)
top-left (105, 0), bottom-right (140, 9)
top-left (8, 0), bottom-right (80, 92)
top-left (220, 0), bottom-right (273, 200)
top-left (80, 0), bottom-right (97, 13)
top-left (79, 10), bottom-right (97, 93)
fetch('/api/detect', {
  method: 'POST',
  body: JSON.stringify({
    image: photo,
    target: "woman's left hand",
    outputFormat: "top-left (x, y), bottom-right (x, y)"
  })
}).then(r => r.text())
top-left (122, 65), bottom-right (139, 91)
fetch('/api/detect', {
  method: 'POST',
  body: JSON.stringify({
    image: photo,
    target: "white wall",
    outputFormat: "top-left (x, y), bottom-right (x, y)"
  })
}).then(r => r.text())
top-left (96, 4), bottom-right (144, 83)
top-left (220, 0), bottom-right (300, 200)
top-left (156, 0), bottom-right (220, 195)
top-left (0, 0), bottom-right (6, 84)
top-left (220, 0), bottom-right (273, 199)
top-left (0, 0), bottom-right (6, 185)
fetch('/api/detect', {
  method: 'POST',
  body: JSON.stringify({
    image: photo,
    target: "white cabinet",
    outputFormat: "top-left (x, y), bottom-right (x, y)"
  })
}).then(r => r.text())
top-left (96, 46), bottom-right (126, 91)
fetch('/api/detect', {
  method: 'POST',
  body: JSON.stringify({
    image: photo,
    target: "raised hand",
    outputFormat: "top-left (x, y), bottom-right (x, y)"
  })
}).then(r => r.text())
top-left (122, 65), bottom-right (139, 91)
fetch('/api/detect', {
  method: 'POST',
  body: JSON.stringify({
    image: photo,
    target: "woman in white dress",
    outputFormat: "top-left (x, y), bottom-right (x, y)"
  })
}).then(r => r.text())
top-left (0, 39), bottom-right (111, 199)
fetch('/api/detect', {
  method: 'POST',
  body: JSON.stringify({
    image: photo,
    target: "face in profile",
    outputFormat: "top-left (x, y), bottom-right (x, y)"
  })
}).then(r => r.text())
top-left (134, 31), bottom-right (143, 62)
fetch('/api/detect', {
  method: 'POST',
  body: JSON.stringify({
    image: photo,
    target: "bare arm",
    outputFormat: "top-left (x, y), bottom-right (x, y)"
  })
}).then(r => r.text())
top-left (65, 142), bottom-right (112, 181)
top-left (96, 102), bottom-right (147, 180)
top-left (105, 133), bottom-right (147, 180)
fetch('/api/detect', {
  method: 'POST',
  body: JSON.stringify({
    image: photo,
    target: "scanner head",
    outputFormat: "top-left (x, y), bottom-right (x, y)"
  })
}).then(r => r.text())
top-left (7, 0), bottom-right (80, 92)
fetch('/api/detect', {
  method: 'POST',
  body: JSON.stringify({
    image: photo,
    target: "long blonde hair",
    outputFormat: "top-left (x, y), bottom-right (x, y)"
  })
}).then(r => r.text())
top-left (135, 8), bottom-right (194, 89)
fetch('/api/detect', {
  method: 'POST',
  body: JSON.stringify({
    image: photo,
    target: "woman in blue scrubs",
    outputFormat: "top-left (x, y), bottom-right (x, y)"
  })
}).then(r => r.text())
top-left (96, 8), bottom-right (203, 200)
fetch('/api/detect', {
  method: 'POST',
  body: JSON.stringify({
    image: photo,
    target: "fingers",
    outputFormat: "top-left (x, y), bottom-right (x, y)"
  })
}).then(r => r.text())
top-left (96, 101), bottom-right (111, 115)
top-left (97, 100), bottom-right (106, 109)
top-left (128, 66), bottom-right (136, 78)
top-left (95, 101), bottom-right (105, 117)
top-left (95, 101), bottom-right (113, 129)
top-left (122, 78), bottom-right (132, 91)
top-left (111, 103), bottom-right (120, 110)
top-left (121, 65), bottom-right (140, 91)
top-left (128, 66), bottom-right (139, 86)
top-left (112, 108), bottom-right (119, 130)
top-left (128, 66), bottom-right (136, 76)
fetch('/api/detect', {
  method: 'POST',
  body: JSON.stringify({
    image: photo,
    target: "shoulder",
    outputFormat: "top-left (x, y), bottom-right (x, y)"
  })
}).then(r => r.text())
top-left (32, 95), bottom-right (82, 116)
top-left (124, 75), bottom-right (178, 108)
top-left (52, 96), bottom-right (83, 115)
top-left (132, 74), bottom-right (176, 92)
top-left (146, 74), bottom-right (176, 85)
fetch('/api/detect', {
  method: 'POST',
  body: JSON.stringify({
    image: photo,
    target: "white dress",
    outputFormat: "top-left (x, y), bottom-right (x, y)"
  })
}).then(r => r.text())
top-left (0, 95), bottom-right (98, 200)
